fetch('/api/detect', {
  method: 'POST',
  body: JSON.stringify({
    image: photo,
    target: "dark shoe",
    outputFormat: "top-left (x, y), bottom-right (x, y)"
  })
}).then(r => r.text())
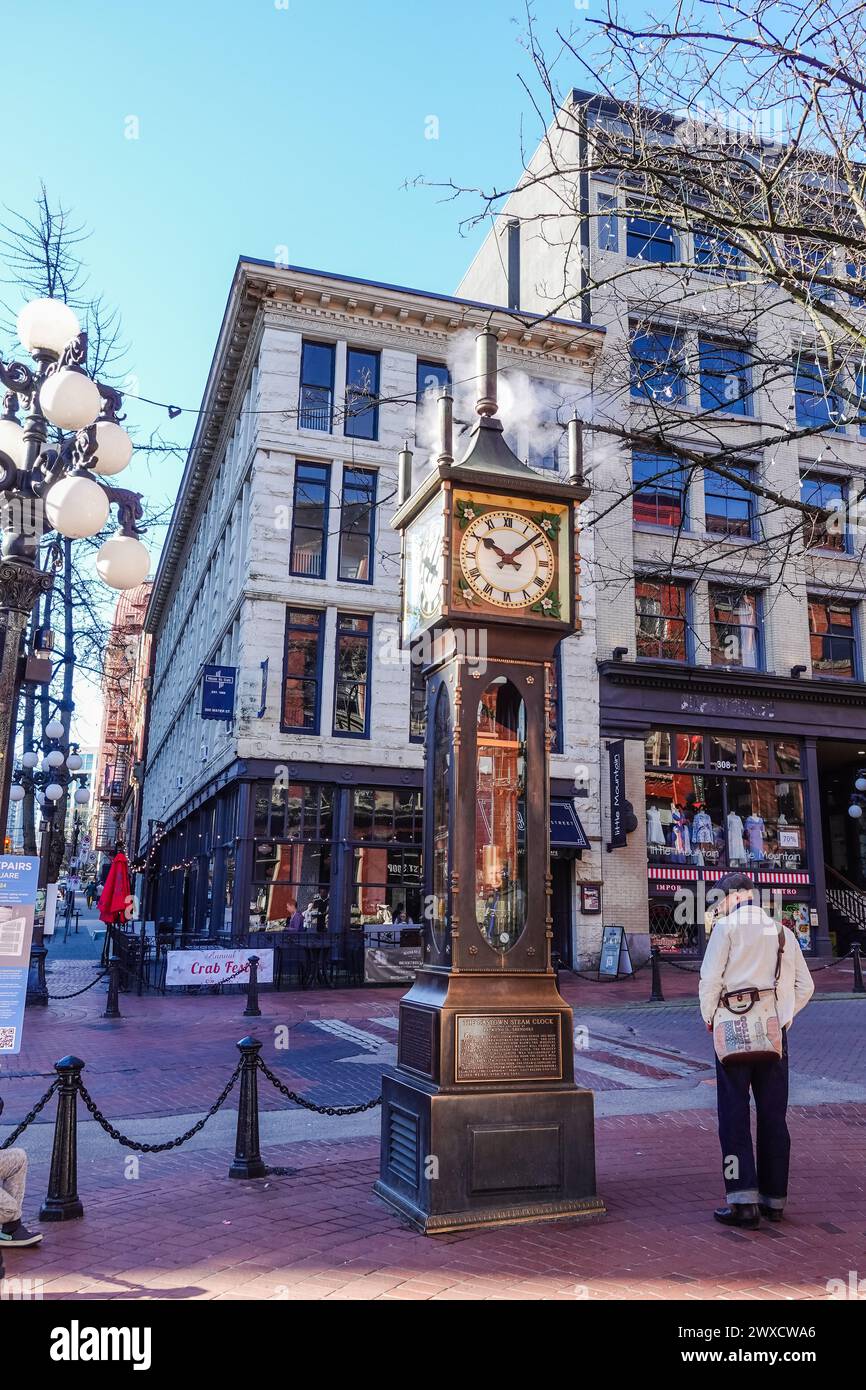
top-left (713, 1204), bottom-right (760, 1228)
top-left (0, 1220), bottom-right (43, 1247)
top-left (758, 1204), bottom-right (784, 1222)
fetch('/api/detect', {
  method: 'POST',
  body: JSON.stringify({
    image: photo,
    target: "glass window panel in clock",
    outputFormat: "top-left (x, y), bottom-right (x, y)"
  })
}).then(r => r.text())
top-left (475, 678), bottom-right (527, 953)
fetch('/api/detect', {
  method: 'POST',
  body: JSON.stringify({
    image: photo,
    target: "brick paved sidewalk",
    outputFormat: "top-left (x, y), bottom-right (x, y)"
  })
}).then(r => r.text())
top-left (5, 1102), bottom-right (864, 1301)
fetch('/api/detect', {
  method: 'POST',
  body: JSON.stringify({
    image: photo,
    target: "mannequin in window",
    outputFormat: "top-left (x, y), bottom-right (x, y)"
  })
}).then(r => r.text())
top-left (646, 803), bottom-right (665, 846)
top-left (727, 810), bottom-right (746, 864)
top-left (670, 805), bottom-right (691, 860)
top-left (744, 813), bottom-right (766, 861)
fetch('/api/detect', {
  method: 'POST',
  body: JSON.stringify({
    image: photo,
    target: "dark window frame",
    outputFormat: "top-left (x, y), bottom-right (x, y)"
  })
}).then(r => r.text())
top-left (280, 608), bottom-right (325, 735)
top-left (632, 449), bottom-right (689, 529)
top-left (333, 612), bottom-right (373, 739)
top-left (800, 470), bottom-right (849, 553)
top-left (635, 579), bottom-right (692, 663)
top-left (630, 324), bottom-right (687, 404)
top-left (338, 466), bottom-right (378, 584)
top-left (289, 460), bottom-right (331, 579)
top-left (708, 586), bottom-right (764, 672)
top-left (698, 337), bottom-right (753, 416)
top-left (299, 340), bottom-right (335, 433)
top-left (808, 597), bottom-right (860, 681)
top-left (344, 348), bottom-right (380, 440)
top-left (704, 465), bottom-right (755, 539)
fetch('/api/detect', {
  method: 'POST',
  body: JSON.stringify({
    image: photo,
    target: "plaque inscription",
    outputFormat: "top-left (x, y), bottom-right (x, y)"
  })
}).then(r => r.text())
top-left (455, 1013), bottom-right (562, 1083)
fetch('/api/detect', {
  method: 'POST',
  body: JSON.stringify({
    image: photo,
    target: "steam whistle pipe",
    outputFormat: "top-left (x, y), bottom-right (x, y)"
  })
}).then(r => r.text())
top-left (476, 330), bottom-right (498, 418)
top-left (397, 440), bottom-right (413, 504)
top-left (437, 388), bottom-right (454, 465)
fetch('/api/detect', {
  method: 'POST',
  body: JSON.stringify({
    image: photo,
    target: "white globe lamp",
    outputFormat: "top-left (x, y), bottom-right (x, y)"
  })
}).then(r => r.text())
top-left (45, 719), bottom-right (65, 740)
top-left (849, 802), bottom-right (863, 819)
top-left (16, 298), bottom-right (81, 356)
top-left (45, 475), bottom-right (110, 539)
top-left (66, 752), bottom-right (83, 772)
top-left (0, 418), bottom-right (26, 468)
top-left (855, 777), bottom-right (866, 793)
top-left (45, 748), bottom-right (65, 769)
top-left (92, 420), bottom-right (133, 476)
top-left (20, 749), bottom-right (38, 769)
top-left (74, 786), bottom-right (90, 806)
top-left (44, 782), bottom-right (64, 802)
top-left (8, 784), bottom-right (25, 803)
top-left (39, 368), bottom-right (102, 430)
top-left (96, 534), bottom-right (151, 589)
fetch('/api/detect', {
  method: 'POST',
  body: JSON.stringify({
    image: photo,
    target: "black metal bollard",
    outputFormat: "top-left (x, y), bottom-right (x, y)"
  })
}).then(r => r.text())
top-left (103, 957), bottom-right (122, 1019)
top-left (40, 1056), bottom-right (85, 1222)
top-left (852, 942), bottom-right (866, 995)
top-left (243, 955), bottom-right (262, 1017)
top-left (229, 1037), bottom-right (267, 1180)
top-left (649, 946), bottom-right (665, 1003)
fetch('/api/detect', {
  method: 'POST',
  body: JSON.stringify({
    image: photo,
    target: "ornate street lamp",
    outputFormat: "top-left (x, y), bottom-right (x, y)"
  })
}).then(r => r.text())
top-left (0, 298), bottom-right (151, 836)
top-left (10, 719), bottom-right (90, 1003)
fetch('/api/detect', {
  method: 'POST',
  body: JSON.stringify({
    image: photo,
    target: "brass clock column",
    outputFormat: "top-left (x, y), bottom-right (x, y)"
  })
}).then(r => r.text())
top-left (375, 331), bottom-right (604, 1233)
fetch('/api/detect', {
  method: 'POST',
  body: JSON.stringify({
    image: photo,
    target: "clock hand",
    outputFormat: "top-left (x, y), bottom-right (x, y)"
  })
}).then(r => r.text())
top-left (481, 536), bottom-right (511, 561)
top-left (496, 535), bottom-right (537, 568)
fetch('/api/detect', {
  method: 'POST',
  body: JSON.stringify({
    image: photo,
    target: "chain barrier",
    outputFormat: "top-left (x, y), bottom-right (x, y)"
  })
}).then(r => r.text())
top-left (0, 1079), bottom-right (59, 1149)
top-left (257, 1056), bottom-right (381, 1116)
top-left (76, 1061), bottom-right (243, 1153)
top-left (46, 970), bottom-right (109, 1000)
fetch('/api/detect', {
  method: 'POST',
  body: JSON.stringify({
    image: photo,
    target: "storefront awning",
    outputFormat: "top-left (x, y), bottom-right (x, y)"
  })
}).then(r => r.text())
top-left (551, 799), bottom-right (590, 850)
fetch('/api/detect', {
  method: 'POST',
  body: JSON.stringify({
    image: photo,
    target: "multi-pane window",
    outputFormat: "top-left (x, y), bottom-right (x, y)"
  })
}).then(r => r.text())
top-left (698, 339), bottom-right (752, 415)
top-left (794, 357), bottom-right (844, 431)
top-left (693, 229), bottom-right (744, 278)
top-left (632, 449), bottom-right (688, 528)
top-left (847, 260), bottom-right (866, 308)
top-left (630, 325), bottom-right (686, 403)
top-left (416, 360), bottom-right (450, 404)
top-left (299, 341), bottom-right (335, 431)
top-left (704, 466), bottom-right (754, 537)
top-left (338, 467), bottom-right (377, 582)
top-left (290, 462), bottom-right (330, 577)
top-left (597, 192), bottom-right (619, 251)
top-left (809, 598), bottom-right (858, 679)
top-left (800, 471), bottom-right (847, 551)
top-left (281, 609), bottom-right (324, 733)
top-left (344, 348), bottom-right (380, 440)
top-left (334, 613), bottom-right (372, 737)
top-left (635, 580), bottom-right (690, 661)
top-left (708, 587), bottom-right (761, 669)
top-left (626, 208), bottom-right (677, 262)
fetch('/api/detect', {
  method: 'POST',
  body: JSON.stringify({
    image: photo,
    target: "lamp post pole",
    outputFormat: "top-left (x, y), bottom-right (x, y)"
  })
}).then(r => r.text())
top-left (0, 297), bottom-right (152, 848)
top-left (10, 727), bottom-right (90, 1004)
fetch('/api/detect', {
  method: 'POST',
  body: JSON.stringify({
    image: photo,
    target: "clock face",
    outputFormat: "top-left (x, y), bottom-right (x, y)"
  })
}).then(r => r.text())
top-left (403, 496), bottom-right (444, 637)
top-left (459, 510), bottom-right (555, 610)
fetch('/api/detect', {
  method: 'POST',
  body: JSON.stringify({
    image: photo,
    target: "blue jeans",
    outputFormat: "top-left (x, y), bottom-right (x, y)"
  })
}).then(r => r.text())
top-left (715, 1030), bottom-right (790, 1208)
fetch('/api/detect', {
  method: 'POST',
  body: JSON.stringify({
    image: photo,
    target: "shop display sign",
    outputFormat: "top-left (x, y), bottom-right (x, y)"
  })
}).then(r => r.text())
top-left (0, 856), bottom-right (39, 1055)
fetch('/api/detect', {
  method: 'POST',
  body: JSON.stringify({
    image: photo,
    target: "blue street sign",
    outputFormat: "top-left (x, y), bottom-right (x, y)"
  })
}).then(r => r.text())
top-left (201, 664), bottom-right (237, 720)
top-left (0, 856), bottom-right (39, 1055)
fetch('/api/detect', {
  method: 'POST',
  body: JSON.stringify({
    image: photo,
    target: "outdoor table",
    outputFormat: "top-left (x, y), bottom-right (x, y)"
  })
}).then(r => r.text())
top-left (299, 932), bottom-right (333, 989)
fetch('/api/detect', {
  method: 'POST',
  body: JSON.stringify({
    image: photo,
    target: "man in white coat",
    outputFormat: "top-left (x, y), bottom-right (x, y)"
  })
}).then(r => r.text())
top-left (699, 872), bottom-right (814, 1228)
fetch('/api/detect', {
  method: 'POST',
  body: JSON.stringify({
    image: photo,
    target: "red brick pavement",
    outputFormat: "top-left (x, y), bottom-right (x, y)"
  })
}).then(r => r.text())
top-left (4, 1103), bottom-right (864, 1301)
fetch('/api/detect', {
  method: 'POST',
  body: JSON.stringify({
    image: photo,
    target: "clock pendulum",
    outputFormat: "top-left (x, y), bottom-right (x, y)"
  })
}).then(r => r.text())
top-left (375, 329), bottom-right (604, 1232)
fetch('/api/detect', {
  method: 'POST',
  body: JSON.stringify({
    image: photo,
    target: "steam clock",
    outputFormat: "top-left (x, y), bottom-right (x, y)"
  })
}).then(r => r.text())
top-left (375, 331), bottom-right (603, 1232)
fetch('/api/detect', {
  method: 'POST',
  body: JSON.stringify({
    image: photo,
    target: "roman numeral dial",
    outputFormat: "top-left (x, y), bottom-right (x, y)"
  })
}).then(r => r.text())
top-left (459, 510), bottom-right (556, 610)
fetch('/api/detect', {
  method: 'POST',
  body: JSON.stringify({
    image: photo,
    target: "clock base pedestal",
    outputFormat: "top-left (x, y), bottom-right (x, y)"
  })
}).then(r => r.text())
top-left (375, 1076), bottom-right (604, 1234)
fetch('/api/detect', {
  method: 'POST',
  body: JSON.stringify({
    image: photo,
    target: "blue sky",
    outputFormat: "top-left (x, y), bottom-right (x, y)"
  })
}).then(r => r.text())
top-left (2, 0), bottom-right (604, 514)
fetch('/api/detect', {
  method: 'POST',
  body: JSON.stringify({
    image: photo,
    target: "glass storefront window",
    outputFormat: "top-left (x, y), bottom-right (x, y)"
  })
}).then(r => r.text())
top-left (645, 730), bottom-right (808, 872)
top-left (741, 738), bottom-right (769, 772)
top-left (774, 740), bottom-right (801, 774)
top-left (645, 773), bottom-right (725, 867)
top-left (475, 678), bottom-right (527, 952)
top-left (251, 841), bottom-right (331, 929)
top-left (349, 846), bottom-right (423, 925)
top-left (709, 734), bottom-right (738, 771)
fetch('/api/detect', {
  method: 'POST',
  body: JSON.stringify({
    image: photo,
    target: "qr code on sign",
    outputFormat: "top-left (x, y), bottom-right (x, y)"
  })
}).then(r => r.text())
top-left (0, 1027), bottom-right (16, 1051)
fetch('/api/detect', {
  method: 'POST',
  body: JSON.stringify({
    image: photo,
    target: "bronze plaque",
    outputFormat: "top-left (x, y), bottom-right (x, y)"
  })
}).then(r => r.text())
top-left (398, 1005), bottom-right (435, 1077)
top-left (455, 1013), bottom-right (562, 1083)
